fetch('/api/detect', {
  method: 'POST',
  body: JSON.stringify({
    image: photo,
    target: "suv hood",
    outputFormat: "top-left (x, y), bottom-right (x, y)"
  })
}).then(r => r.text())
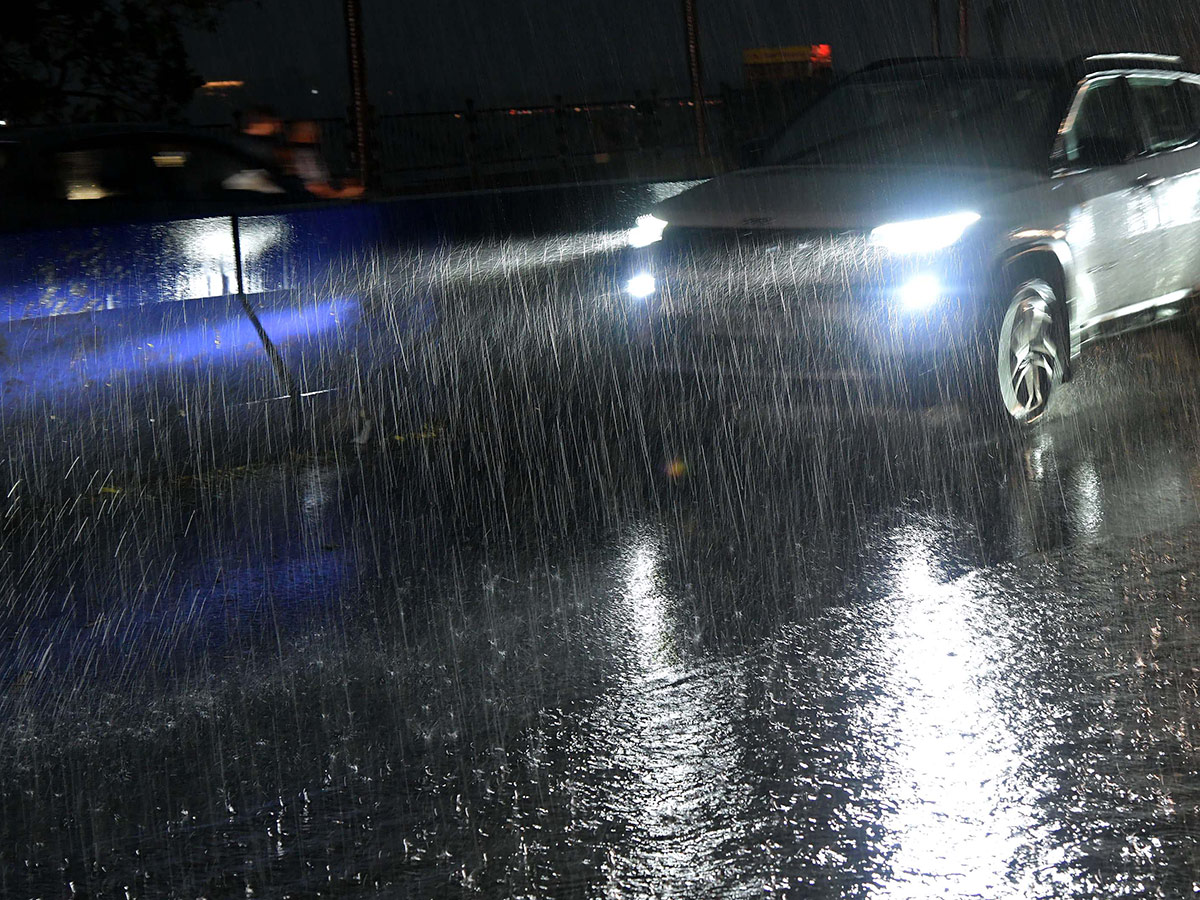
top-left (652, 163), bottom-right (1041, 231)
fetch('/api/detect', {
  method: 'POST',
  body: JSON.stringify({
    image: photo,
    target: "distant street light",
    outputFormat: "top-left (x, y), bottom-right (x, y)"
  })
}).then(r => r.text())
top-left (681, 0), bottom-right (708, 159)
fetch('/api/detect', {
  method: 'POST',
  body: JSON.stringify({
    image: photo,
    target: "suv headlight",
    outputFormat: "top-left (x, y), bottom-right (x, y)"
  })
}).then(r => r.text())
top-left (628, 215), bottom-right (668, 248)
top-left (870, 211), bottom-right (980, 254)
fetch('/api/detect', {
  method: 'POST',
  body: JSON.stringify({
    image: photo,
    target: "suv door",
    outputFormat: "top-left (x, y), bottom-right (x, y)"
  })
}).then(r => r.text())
top-left (1128, 75), bottom-right (1200, 300)
top-left (1055, 75), bottom-right (1160, 323)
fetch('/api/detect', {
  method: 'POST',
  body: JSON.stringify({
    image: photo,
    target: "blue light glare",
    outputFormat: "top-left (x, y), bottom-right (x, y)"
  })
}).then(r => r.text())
top-left (1, 295), bottom-right (359, 408)
top-left (626, 273), bottom-right (656, 298)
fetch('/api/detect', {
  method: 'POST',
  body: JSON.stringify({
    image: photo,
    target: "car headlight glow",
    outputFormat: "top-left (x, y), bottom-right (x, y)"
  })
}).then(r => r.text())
top-left (626, 272), bottom-right (656, 298)
top-left (871, 211), bottom-right (981, 255)
top-left (627, 215), bottom-right (668, 248)
top-left (896, 273), bottom-right (942, 311)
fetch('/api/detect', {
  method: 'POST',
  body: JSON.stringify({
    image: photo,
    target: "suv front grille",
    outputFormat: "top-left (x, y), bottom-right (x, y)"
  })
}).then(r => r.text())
top-left (650, 225), bottom-right (883, 299)
top-left (658, 225), bottom-right (856, 253)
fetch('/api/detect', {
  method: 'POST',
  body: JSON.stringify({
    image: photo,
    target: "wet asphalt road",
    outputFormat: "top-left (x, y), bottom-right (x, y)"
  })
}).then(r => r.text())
top-left (6, 257), bottom-right (1200, 897)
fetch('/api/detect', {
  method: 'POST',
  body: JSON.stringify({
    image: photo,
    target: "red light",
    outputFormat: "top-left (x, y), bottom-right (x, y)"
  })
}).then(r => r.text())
top-left (812, 43), bottom-right (832, 61)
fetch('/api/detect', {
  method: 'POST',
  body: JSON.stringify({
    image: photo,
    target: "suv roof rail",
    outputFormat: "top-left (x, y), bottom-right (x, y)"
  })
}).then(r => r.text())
top-left (1081, 52), bottom-right (1187, 72)
top-left (853, 55), bottom-right (1070, 77)
top-left (855, 55), bottom-right (947, 72)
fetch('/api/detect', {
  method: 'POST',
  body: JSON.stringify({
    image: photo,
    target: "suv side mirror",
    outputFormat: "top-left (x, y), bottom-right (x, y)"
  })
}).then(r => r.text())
top-left (1074, 135), bottom-right (1135, 169)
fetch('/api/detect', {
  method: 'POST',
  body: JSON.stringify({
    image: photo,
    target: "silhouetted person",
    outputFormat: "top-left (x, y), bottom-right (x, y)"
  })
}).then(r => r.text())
top-left (286, 120), bottom-right (364, 200)
top-left (239, 105), bottom-right (288, 170)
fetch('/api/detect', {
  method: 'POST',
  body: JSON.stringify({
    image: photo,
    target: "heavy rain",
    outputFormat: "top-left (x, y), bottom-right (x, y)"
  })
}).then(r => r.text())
top-left (5, 2), bottom-right (1200, 898)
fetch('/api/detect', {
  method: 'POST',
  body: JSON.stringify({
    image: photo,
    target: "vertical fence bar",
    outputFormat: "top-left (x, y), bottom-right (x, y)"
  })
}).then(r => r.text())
top-left (343, 0), bottom-right (375, 189)
top-left (463, 98), bottom-right (479, 186)
top-left (554, 94), bottom-right (569, 175)
top-left (681, 0), bottom-right (708, 158)
top-left (958, 0), bottom-right (969, 57)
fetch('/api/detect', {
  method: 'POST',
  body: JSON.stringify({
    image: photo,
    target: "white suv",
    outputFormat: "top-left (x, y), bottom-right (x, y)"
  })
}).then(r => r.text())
top-left (625, 54), bottom-right (1200, 423)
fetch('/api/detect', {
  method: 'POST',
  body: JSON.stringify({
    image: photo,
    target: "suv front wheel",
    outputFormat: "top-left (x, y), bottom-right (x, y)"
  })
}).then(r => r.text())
top-left (994, 277), bottom-right (1065, 424)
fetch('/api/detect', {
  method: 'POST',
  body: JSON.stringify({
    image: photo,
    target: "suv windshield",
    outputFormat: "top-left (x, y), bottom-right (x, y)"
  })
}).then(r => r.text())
top-left (764, 66), bottom-right (1065, 170)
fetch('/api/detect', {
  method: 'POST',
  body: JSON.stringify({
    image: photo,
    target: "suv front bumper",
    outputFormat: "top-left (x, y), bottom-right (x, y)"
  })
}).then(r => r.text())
top-left (616, 227), bottom-right (992, 388)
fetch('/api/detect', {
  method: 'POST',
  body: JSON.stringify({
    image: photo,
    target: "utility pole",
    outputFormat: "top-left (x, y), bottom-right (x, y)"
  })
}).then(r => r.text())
top-left (931, 0), bottom-right (941, 55)
top-left (681, 0), bottom-right (708, 159)
top-left (343, 0), bottom-right (374, 189)
top-left (958, 0), bottom-right (969, 57)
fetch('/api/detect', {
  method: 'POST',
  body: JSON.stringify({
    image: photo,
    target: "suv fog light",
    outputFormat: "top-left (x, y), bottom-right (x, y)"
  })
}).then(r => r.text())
top-left (897, 273), bottom-right (941, 311)
top-left (626, 273), bottom-right (656, 298)
top-left (628, 215), bottom-right (668, 248)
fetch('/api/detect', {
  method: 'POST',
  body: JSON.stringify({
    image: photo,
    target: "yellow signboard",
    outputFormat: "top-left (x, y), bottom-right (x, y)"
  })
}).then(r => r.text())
top-left (742, 46), bottom-right (814, 66)
top-left (742, 44), bottom-right (832, 85)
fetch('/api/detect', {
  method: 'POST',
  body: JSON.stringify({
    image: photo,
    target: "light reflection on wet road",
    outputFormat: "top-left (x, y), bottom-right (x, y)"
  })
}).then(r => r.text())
top-left (5, 266), bottom-right (1200, 896)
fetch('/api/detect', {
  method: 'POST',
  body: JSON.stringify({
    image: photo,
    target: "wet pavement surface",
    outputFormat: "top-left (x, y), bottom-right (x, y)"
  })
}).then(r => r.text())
top-left (6, 247), bottom-right (1200, 897)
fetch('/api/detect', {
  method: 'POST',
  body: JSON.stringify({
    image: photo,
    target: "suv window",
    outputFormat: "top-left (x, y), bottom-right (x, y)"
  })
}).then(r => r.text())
top-left (1179, 79), bottom-right (1200, 136)
top-left (761, 69), bottom-right (1063, 169)
top-left (1060, 77), bottom-right (1141, 166)
top-left (1130, 76), bottom-right (1197, 153)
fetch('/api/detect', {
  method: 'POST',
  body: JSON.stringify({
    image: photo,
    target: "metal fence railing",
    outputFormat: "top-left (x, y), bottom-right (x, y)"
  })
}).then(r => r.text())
top-left (201, 85), bottom-right (821, 193)
top-left (368, 95), bottom-right (730, 190)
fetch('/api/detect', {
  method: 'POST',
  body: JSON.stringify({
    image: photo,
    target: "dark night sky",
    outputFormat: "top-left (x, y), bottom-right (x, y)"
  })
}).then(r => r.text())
top-left (185, 0), bottom-right (1199, 121)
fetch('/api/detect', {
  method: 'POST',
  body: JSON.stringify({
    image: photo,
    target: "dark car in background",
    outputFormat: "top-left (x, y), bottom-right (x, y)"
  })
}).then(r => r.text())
top-left (0, 126), bottom-right (407, 498)
top-left (0, 125), bottom-right (309, 226)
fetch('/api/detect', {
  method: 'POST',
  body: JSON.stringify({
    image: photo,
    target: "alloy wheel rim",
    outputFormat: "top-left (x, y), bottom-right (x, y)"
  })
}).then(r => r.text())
top-left (997, 282), bottom-right (1060, 423)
